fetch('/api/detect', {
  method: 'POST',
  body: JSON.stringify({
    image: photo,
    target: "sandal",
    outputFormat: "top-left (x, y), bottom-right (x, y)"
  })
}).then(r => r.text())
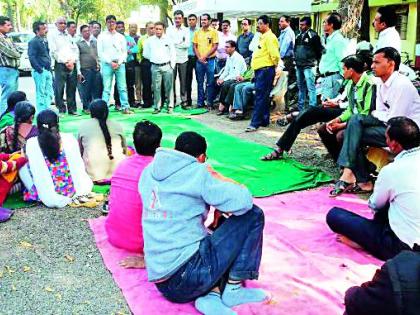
top-left (261, 149), bottom-right (283, 161)
top-left (329, 180), bottom-right (356, 197)
top-left (347, 184), bottom-right (373, 195)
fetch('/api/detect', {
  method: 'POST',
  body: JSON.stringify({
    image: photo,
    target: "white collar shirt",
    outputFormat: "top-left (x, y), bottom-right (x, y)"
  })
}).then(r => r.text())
top-left (48, 30), bottom-right (78, 63)
top-left (143, 34), bottom-right (176, 68)
top-left (97, 30), bottom-right (127, 65)
top-left (368, 147), bottom-right (420, 248)
top-left (375, 27), bottom-right (401, 53)
top-left (166, 25), bottom-right (190, 64)
top-left (219, 51), bottom-right (247, 82)
top-left (373, 71), bottom-right (420, 127)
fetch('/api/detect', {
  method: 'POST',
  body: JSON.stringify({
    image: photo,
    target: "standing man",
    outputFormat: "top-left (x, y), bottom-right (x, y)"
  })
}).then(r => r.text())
top-left (137, 22), bottom-right (155, 108)
top-left (278, 15), bottom-right (296, 84)
top-left (246, 15), bottom-right (280, 132)
top-left (319, 12), bottom-right (348, 101)
top-left (193, 13), bottom-right (219, 109)
top-left (0, 16), bottom-right (21, 115)
top-left (28, 21), bottom-right (52, 112)
top-left (143, 22), bottom-right (175, 114)
top-left (49, 17), bottom-right (79, 116)
top-left (97, 15), bottom-right (133, 115)
top-left (211, 18), bottom-right (220, 31)
top-left (114, 21), bottom-right (138, 109)
top-left (167, 10), bottom-right (190, 108)
top-left (77, 24), bottom-right (102, 113)
top-left (186, 14), bottom-right (198, 108)
top-left (237, 18), bottom-right (254, 64)
top-left (128, 23), bottom-right (142, 106)
top-left (373, 6), bottom-right (400, 52)
top-left (216, 20), bottom-right (236, 74)
top-left (294, 16), bottom-right (323, 111)
top-left (89, 21), bottom-right (101, 39)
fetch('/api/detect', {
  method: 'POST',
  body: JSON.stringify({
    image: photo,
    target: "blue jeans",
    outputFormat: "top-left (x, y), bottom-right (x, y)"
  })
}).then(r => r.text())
top-left (250, 66), bottom-right (275, 128)
top-left (296, 66), bottom-right (316, 110)
top-left (196, 58), bottom-right (216, 107)
top-left (156, 205), bottom-right (265, 303)
top-left (79, 68), bottom-right (102, 110)
top-left (233, 82), bottom-right (254, 111)
top-left (101, 63), bottom-right (129, 109)
top-left (32, 69), bottom-right (53, 112)
top-left (0, 67), bottom-right (19, 115)
top-left (320, 73), bottom-right (343, 101)
top-left (326, 207), bottom-right (410, 261)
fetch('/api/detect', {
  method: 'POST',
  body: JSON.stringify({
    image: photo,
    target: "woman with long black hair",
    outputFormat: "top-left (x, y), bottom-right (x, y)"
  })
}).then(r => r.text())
top-left (78, 99), bottom-right (127, 182)
top-left (19, 109), bottom-right (93, 208)
top-left (0, 91), bottom-right (27, 130)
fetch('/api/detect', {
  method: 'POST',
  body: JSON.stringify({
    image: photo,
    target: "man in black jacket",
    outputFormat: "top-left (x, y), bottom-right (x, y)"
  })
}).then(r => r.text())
top-left (28, 21), bottom-right (53, 112)
top-left (294, 16), bottom-right (323, 111)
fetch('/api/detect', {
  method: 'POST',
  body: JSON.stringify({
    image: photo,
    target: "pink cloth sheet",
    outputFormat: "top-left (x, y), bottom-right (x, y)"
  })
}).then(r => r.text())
top-left (89, 187), bottom-right (382, 315)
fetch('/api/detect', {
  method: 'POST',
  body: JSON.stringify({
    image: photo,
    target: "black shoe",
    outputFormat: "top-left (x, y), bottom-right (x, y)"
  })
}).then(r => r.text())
top-left (68, 112), bottom-right (81, 116)
top-left (102, 200), bottom-right (109, 215)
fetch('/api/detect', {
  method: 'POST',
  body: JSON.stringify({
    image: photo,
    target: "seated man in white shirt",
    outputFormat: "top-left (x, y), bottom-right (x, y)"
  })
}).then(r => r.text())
top-left (215, 40), bottom-right (247, 115)
top-left (327, 116), bottom-right (420, 261)
top-left (332, 47), bottom-right (420, 196)
top-left (143, 22), bottom-right (176, 114)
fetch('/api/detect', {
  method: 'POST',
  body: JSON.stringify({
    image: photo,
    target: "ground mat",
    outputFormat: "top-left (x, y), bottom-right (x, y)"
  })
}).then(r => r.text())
top-left (89, 187), bottom-right (381, 315)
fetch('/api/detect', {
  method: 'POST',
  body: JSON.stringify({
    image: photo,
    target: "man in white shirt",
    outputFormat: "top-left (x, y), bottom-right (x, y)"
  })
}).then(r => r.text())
top-left (97, 15), bottom-right (133, 115)
top-left (167, 10), bottom-right (190, 108)
top-left (333, 47), bottom-right (420, 196)
top-left (373, 6), bottom-right (401, 53)
top-left (143, 22), bottom-right (176, 114)
top-left (327, 116), bottom-right (420, 261)
top-left (215, 40), bottom-right (247, 115)
top-left (49, 17), bottom-right (79, 115)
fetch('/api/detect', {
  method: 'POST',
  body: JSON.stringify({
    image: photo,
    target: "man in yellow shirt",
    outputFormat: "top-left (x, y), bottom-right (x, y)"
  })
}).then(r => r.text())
top-left (193, 13), bottom-right (219, 109)
top-left (247, 15), bottom-right (280, 132)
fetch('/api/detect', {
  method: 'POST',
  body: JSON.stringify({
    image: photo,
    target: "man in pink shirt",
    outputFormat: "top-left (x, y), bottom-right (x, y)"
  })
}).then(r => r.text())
top-left (105, 120), bottom-right (162, 254)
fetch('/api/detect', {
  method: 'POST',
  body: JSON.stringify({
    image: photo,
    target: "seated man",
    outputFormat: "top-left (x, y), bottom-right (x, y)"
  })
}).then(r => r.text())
top-left (105, 120), bottom-right (162, 253)
top-left (229, 81), bottom-right (255, 120)
top-left (261, 54), bottom-right (374, 161)
top-left (327, 117), bottom-right (420, 261)
top-left (216, 40), bottom-right (247, 115)
top-left (333, 47), bottom-right (420, 195)
top-left (344, 249), bottom-right (420, 315)
top-left (139, 131), bottom-right (270, 315)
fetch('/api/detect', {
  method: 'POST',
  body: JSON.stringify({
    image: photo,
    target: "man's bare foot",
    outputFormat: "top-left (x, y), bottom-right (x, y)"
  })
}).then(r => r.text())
top-left (119, 255), bottom-right (145, 269)
top-left (337, 235), bottom-right (362, 249)
top-left (358, 182), bottom-right (374, 191)
top-left (339, 168), bottom-right (357, 184)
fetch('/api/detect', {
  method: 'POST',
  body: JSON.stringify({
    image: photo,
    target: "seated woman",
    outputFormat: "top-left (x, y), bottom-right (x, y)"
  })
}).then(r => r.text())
top-left (0, 101), bottom-right (38, 153)
top-left (19, 110), bottom-right (93, 208)
top-left (0, 91), bottom-right (27, 130)
top-left (105, 120), bottom-right (162, 253)
top-left (78, 99), bottom-right (127, 183)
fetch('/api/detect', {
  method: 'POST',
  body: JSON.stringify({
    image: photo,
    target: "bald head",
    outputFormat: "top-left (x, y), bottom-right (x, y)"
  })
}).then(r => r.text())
top-left (56, 16), bottom-right (67, 32)
top-left (129, 23), bottom-right (138, 36)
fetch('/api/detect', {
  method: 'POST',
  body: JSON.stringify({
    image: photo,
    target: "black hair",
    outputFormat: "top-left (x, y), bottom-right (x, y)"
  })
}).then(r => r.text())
top-left (377, 6), bottom-right (397, 28)
top-left (300, 16), bottom-right (312, 27)
top-left (32, 21), bottom-right (46, 34)
top-left (281, 15), bottom-right (291, 23)
top-left (201, 14), bottom-right (211, 21)
top-left (174, 10), bottom-right (184, 17)
top-left (89, 99), bottom-right (113, 160)
top-left (175, 131), bottom-right (207, 158)
top-left (374, 47), bottom-right (401, 71)
top-left (211, 18), bottom-right (219, 23)
top-left (145, 21), bottom-right (154, 28)
top-left (0, 16), bottom-right (11, 26)
top-left (222, 20), bottom-right (231, 26)
top-left (357, 51), bottom-right (373, 71)
top-left (0, 91), bottom-right (26, 120)
top-left (326, 12), bottom-right (342, 30)
top-left (37, 109), bottom-right (60, 162)
top-left (89, 20), bottom-right (101, 29)
top-left (80, 24), bottom-right (89, 33)
top-left (12, 101), bottom-right (35, 151)
top-left (341, 55), bottom-right (365, 74)
top-left (66, 21), bottom-right (76, 28)
top-left (133, 120), bottom-right (162, 156)
top-left (225, 40), bottom-right (236, 48)
top-left (188, 14), bottom-right (197, 19)
top-left (106, 15), bottom-right (117, 22)
top-left (257, 15), bottom-right (270, 25)
top-left (116, 20), bottom-right (125, 26)
top-left (154, 21), bottom-right (166, 29)
top-left (242, 18), bottom-right (252, 25)
top-left (387, 117), bottom-right (420, 150)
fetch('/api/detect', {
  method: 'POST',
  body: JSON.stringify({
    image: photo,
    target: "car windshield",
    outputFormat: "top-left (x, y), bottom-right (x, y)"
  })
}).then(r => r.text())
top-left (9, 33), bottom-right (34, 43)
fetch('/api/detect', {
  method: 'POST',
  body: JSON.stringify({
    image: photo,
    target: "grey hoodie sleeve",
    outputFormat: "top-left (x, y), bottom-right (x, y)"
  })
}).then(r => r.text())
top-left (201, 165), bottom-right (253, 216)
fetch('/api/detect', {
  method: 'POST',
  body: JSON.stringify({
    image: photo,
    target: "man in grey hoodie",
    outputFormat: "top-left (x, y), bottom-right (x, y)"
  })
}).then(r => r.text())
top-left (139, 131), bottom-right (270, 315)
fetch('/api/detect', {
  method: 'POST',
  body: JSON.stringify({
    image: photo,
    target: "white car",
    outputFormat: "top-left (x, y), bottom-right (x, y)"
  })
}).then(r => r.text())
top-left (8, 32), bottom-right (34, 75)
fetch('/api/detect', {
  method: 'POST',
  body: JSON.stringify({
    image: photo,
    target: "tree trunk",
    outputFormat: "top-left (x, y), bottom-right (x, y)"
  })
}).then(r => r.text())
top-left (337, 0), bottom-right (365, 39)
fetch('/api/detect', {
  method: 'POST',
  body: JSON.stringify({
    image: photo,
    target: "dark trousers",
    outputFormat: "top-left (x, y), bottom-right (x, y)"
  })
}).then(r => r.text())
top-left (114, 60), bottom-right (136, 106)
top-left (186, 56), bottom-right (196, 106)
top-left (224, 81), bottom-right (242, 106)
top-left (219, 80), bottom-right (237, 106)
top-left (140, 58), bottom-right (153, 108)
top-left (276, 106), bottom-right (343, 151)
top-left (338, 114), bottom-right (387, 183)
top-left (317, 124), bottom-right (345, 161)
top-left (326, 207), bottom-right (410, 261)
top-left (250, 66), bottom-right (275, 128)
top-left (173, 61), bottom-right (188, 105)
top-left (54, 63), bottom-right (77, 113)
top-left (79, 68), bottom-right (102, 110)
top-left (156, 205), bottom-right (264, 303)
top-left (283, 56), bottom-right (296, 84)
